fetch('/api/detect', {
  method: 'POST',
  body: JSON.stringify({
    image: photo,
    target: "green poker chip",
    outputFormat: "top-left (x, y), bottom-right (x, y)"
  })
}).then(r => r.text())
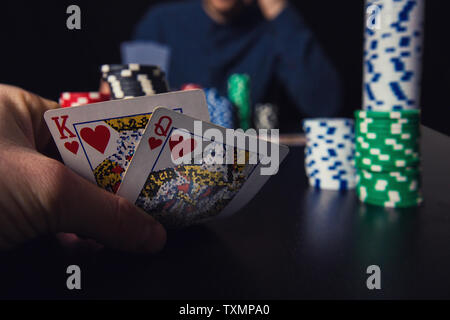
top-left (356, 117), bottom-right (420, 124)
top-left (356, 182), bottom-right (423, 208)
top-left (355, 161), bottom-right (420, 174)
top-left (357, 188), bottom-right (422, 200)
top-left (355, 109), bottom-right (420, 120)
top-left (355, 143), bottom-right (420, 157)
top-left (356, 128), bottom-right (420, 136)
top-left (355, 151), bottom-right (420, 163)
top-left (356, 125), bottom-right (420, 134)
top-left (355, 163), bottom-right (417, 173)
top-left (228, 74), bottom-right (251, 130)
top-left (356, 124), bottom-right (420, 134)
top-left (355, 131), bottom-right (420, 144)
top-left (357, 191), bottom-right (422, 204)
top-left (356, 141), bottom-right (420, 153)
top-left (355, 153), bottom-right (420, 166)
top-left (359, 168), bottom-right (420, 177)
top-left (356, 130), bottom-right (420, 139)
top-left (357, 193), bottom-right (423, 208)
top-left (356, 124), bottom-right (419, 133)
top-left (356, 150), bottom-right (420, 160)
top-left (356, 122), bottom-right (420, 129)
top-left (355, 144), bottom-right (420, 156)
top-left (356, 119), bottom-right (420, 126)
top-left (355, 135), bottom-right (419, 146)
top-left (358, 171), bottom-right (421, 190)
top-left (355, 116), bottom-right (420, 123)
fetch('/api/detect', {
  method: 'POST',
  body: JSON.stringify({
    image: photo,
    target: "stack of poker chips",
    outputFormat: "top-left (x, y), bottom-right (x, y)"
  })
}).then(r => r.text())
top-left (59, 92), bottom-right (110, 108)
top-left (303, 119), bottom-right (356, 190)
top-left (228, 74), bottom-right (251, 130)
top-left (355, 110), bottom-right (422, 207)
top-left (356, 0), bottom-right (425, 207)
top-left (203, 88), bottom-right (234, 129)
top-left (101, 64), bottom-right (169, 99)
top-left (363, 0), bottom-right (424, 110)
top-left (180, 84), bottom-right (235, 129)
top-left (254, 103), bottom-right (279, 129)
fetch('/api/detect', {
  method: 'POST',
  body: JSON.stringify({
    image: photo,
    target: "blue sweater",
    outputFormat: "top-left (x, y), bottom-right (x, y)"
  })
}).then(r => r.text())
top-left (134, 0), bottom-right (341, 117)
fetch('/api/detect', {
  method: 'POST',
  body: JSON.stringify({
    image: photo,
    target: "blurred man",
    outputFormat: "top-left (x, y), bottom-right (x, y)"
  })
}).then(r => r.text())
top-left (133, 0), bottom-right (342, 118)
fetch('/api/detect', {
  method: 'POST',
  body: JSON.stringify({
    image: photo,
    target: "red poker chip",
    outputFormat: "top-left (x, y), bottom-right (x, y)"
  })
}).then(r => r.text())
top-left (59, 92), bottom-right (110, 108)
top-left (180, 83), bottom-right (202, 91)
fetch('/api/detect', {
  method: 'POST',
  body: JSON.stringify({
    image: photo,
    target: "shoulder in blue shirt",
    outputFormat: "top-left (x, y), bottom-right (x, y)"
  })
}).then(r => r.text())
top-left (133, 0), bottom-right (342, 118)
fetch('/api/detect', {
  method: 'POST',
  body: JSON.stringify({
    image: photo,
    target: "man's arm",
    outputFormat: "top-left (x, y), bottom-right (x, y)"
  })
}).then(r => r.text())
top-left (267, 4), bottom-right (342, 117)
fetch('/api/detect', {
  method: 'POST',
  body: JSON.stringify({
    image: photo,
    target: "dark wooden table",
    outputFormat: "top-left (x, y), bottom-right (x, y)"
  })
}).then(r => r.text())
top-left (1, 126), bottom-right (449, 299)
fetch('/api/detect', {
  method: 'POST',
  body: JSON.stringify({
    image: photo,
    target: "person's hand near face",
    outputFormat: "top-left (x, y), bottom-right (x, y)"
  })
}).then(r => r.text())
top-left (204, 0), bottom-right (287, 23)
top-left (257, 0), bottom-right (287, 20)
top-left (0, 84), bottom-right (166, 252)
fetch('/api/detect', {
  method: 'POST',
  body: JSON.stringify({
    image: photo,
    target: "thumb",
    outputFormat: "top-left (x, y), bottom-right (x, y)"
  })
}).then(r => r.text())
top-left (50, 164), bottom-right (166, 254)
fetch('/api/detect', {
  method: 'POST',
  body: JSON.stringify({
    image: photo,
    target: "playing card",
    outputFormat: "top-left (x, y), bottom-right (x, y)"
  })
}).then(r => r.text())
top-left (44, 90), bottom-right (209, 192)
top-left (117, 107), bottom-right (289, 228)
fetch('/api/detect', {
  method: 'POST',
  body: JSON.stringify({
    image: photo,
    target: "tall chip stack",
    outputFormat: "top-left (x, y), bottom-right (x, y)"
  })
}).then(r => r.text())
top-left (101, 64), bottom-right (169, 99)
top-left (356, 0), bottom-right (425, 207)
top-left (228, 74), bottom-right (251, 130)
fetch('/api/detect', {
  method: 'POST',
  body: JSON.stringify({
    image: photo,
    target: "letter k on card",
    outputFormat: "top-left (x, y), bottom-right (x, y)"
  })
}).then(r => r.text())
top-left (44, 90), bottom-right (210, 191)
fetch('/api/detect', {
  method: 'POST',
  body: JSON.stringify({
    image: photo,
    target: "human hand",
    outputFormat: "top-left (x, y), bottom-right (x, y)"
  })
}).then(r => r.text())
top-left (257, 0), bottom-right (287, 20)
top-left (0, 84), bottom-right (166, 252)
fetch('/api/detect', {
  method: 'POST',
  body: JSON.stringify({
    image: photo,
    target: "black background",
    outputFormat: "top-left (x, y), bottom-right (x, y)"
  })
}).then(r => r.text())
top-left (0, 0), bottom-right (448, 135)
top-left (1, 1), bottom-right (450, 301)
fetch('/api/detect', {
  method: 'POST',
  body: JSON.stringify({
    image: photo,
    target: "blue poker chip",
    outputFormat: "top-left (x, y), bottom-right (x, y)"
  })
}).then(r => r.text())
top-left (310, 178), bottom-right (354, 190)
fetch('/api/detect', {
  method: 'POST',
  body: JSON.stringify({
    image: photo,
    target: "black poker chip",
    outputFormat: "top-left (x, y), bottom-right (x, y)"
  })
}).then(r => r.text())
top-left (101, 64), bottom-right (169, 100)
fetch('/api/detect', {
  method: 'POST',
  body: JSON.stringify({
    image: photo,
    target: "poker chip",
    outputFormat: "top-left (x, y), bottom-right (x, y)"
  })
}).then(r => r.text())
top-left (356, 110), bottom-right (420, 120)
top-left (356, 168), bottom-right (423, 208)
top-left (181, 83), bottom-right (203, 90)
top-left (203, 88), bottom-right (234, 129)
top-left (59, 92), bottom-right (110, 108)
top-left (101, 64), bottom-right (169, 100)
top-left (363, 0), bottom-right (424, 111)
top-left (303, 118), bottom-right (356, 190)
top-left (354, 109), bottom-right (422, 207)
top-left (254, 103), bottom-right (279, 129)
top-left (228, 74), bottom-right (251, 130)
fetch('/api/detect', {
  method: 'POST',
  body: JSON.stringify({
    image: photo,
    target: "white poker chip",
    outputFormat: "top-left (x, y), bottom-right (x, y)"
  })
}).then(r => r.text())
top-left (303, 118), bottom-right (356, 190)
top-left (362, 0), bottom-right (424, 111)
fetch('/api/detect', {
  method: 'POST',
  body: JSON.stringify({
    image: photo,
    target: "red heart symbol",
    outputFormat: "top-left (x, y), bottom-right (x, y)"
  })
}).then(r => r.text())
top-left (148, 137), bottom-right (163, 150)
top-left (169, 135), bottom-right (197, 160)
top-left (80, 125), bottom-right (110, 154)
top-left (64, 141), bottom-right (79, 155)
